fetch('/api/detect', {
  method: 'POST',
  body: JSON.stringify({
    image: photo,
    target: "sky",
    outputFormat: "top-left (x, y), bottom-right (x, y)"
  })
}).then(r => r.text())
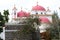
top-left (0, 0), bottom-right (60, 17)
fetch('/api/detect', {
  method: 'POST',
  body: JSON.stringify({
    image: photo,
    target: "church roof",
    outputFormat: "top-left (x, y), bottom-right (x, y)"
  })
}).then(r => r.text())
top-left (39, 17), bottom-right (50, 23)
top-left (32, 5), bottom-right (46, 11)
top-left (17, 10), bottom-right (30, 17)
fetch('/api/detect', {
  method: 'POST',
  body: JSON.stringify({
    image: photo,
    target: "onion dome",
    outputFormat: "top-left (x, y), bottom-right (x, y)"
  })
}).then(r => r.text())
top-left (17, 10), bottom-right (30, 17)
top-left (25, 12), bottom-right (30, 17)
top-left (32, 2), bottom-right (46, 11)
top-left (39, 17), bottom-right (50, 23)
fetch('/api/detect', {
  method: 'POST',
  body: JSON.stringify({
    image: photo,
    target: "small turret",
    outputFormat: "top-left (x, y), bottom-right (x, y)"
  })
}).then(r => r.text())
top-left (12, 4), bottom-right (17, 18)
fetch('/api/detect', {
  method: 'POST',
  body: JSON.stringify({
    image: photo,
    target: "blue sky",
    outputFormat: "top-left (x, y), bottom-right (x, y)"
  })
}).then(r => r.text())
top-left (0, 0), bottom-right (60, 17)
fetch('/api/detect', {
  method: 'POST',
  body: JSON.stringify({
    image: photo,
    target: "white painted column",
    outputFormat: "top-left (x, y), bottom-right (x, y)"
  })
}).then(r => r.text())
top-left (0, 27), bottom-right (5, 40)
top-left (3, 27), bottom-right (5, 40)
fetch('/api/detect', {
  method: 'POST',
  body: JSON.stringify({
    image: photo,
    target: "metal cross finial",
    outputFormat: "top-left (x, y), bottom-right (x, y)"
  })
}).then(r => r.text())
top-left (47, 7), bottom-right (49, 10)
top-left (13, 4), bottom-right (17, 10)
top-left (36, 0), bottom-right (39, 5)
top-left (47, 7), bottom-right (51, 12)
top-left (37, 1), bottom-right (38, 5)
top-left (21, 7), bottom-right (22, 11)
top-left (14, 4), bottom-right (15, 7)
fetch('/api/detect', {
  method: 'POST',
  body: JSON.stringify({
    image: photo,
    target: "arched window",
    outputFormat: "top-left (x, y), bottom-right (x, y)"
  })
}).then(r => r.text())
top-left (36, 12), bottom-right (38, 14)
top-left (41, 12), bottom-right (43, 14)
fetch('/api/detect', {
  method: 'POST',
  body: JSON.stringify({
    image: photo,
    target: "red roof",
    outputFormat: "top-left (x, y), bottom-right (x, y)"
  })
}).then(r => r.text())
top-left (17, 10), bottom-right (30, 17)
top-left (39, 17), bottom-right (50, 23)
top-left (32, 5), bottom-right (46, 11)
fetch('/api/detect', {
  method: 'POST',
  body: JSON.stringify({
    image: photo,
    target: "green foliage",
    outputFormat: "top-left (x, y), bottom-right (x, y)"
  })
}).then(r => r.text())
top-left (0, 38), bottom-right (3, 40)
top-left (22, 18), bottom-right (35, 34)
top-left (12, 18), bottom-right (37, 40)
top-left (0, 10), bottom-right (9, 26)
top-left (4, 16), bottom-right (9, 22)
top-left (12, 17), bottom-right (40, 40)
top-left (0, 12), bottom-right (5, 26)
top-left (3, 10), bottom-right (9, 16)
top-left (3, 10), bottom-right (9, 22)
top-left (51, 11), bottom-right (59, 39)
top-left (21, 17), bottom-right (40, 35)
top-left (22, 24), bottom-right (35, 34)
top-left (0, 28), bottom-right (3, 33)
top-left (50, 26), bottom-right (59, 39)
top-left (27, 18), bottom-right (34, 24)
top-left (33, 18), bottom-right (40, 25)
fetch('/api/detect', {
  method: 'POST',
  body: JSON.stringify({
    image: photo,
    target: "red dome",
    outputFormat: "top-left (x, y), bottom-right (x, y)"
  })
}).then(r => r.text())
top-left (32, 5), bottom-right (46, 11)
top-left (17, 10), bottom-right (30, 17)
top-left (39, 17), bottom-right (50, 23)
top-left (25, 12), bottom-right (30, 17)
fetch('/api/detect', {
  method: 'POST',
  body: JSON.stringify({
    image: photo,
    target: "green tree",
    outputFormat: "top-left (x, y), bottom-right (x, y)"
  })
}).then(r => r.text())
top-left (3, 10), bottom-right (9, 16)
top-left (3, 10), bottom-right (9, 22)
top-left (51, 11), bottom-right (59, 39)
top-left (21, 17), bottom-right (35, 34)
top-left (0, 10), bottom-right (9, 26)
top-left (0, 12), bottom-right (5, 26)
top-left (12, 17), bottom-right (40, 40)
top-left (0, 38), bottom-right (3, 40)
top-left (0, 12), bottom-right (3, 40)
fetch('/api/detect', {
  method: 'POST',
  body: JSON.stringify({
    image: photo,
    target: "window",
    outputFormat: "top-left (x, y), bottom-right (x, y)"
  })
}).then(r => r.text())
top-left (36, 12), bottom-right (38, 14)
top-left (41, 12), bottom-right (43, 14)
